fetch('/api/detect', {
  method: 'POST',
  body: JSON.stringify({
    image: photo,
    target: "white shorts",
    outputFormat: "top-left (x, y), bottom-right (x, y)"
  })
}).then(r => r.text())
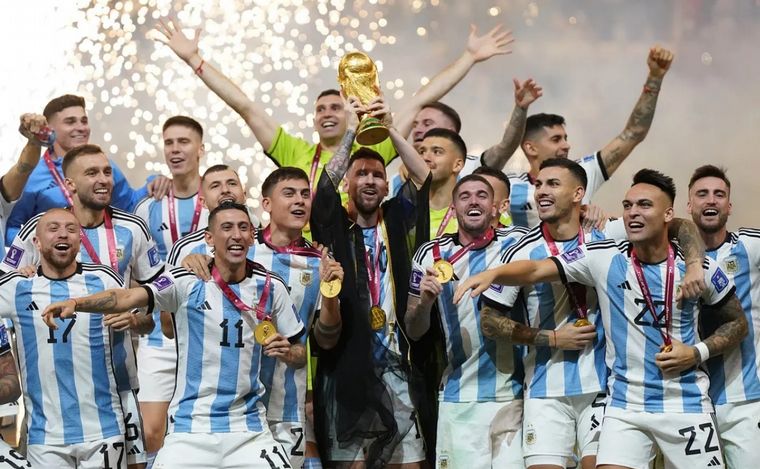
top-left (596, 406), bottom-right (724, 469)
top-left (328, 369), bottom-right (425, 464)
top-left (0, 438), bottom-right (29, 466)
top-left (270, 420), bottom-right (305, 469)
top-left (27, 434), bottom-right (126, 469)
top-left (153, 429), bottom-right (290, 469)
top-left (436, 399), bottom-right (523, 469)
top-left (136, 342), bottom-right (176, 402)
top-left (522, 392), bottom-right (605, 466)
top-left (715, 399), bottom-right (760, 468)
top-left (0, 400), bottom-right (20, 418)
top-left (120, 389), bottom-right (147, 465)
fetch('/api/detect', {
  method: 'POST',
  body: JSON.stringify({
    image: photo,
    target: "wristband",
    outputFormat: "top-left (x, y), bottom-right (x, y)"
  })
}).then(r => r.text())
top-left (194, 59), bottom-right (205, 75)
top-left (643, 84), bottom-right (659, 95)
top-left (695, 342), bottom-right (710, 363)
top-left (552, 329), bottom-right (557, 348)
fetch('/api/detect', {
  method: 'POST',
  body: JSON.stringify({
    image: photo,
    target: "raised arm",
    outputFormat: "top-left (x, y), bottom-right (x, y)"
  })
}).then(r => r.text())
top-left (42, 287), bottom-right (150, 329)
top-left (394, 25), bottom-right (514, 137)
top-left (1, 114), bottom-right (45, 202)
top-left (669, 217), bottom-right (707, 299)
top-left (313, 249), bottom-right (343, 350)
top-left (323, 98), bottom-right (361, 186)
top-left (153, 17), bottom-right (280, 150)
top-left (599, 46), bottom-right (674, 176)
top-left (453, 258), bottom-right (560, 304)
top-left (481, 78), bottom-right (543, 169)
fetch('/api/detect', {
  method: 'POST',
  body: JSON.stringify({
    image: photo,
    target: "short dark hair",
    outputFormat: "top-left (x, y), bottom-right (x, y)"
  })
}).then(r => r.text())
top-left (202, 164), bottom-right (236, 183)
top-left (452, 174), bottom-right (493, 199)
top-left (422, 128), bottom-right (467, 161)
top-left (163, 115), bottom-right (203, 139)
top-left (421, 102), bottom-right (462, 133)
top-left (524, 113), bottom-right (566, 141)
top-left (347, 148), bottom-right (387, 173)
top-left (632, 168), bottom-right (677, 204)
top-left (43, 94), bottom-right (86, 120)
top-left (317, 89), bottom-right (341, 101)
top-left (207, 201), bottom-right (251, 229)
top-left (473, 166), bottom-right (511, 197)
top-left (539, 157), bottom-right (588, 190)
top-left (688, 165), bottom-right (731, 191)
top-left (62, 144), bottom-right (106, 176)
top-left (261, 167), bottom-right (310, 197)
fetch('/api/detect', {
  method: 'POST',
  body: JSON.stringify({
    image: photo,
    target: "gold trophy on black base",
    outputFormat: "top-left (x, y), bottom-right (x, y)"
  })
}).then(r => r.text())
top-left (338, 51), bottom-right (389, 146)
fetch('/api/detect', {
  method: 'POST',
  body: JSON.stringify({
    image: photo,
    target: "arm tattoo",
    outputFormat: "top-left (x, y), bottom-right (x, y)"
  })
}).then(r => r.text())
top-left (0, 353), bottom-right (20, 405)
top-left (669, 218), bottom-right (706, 265)
top-left (286, 343), bottom-right (307, 368)
top-left (604, 76), bottom-right (662, 172)
top-left (703, 295), bottom-right (748, 357)
top-left (483, 105), bottom-right (527, 168)
top-left (481, 305), bottom-right (548, 346)
top-left (324, 129), bottom-right (357, 187)
top-left (76, 291), bottom-right (118, 313)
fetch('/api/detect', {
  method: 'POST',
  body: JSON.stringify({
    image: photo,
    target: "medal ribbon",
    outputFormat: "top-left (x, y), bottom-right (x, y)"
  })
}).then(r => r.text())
top-left (44, 149), bottom-right (74, 206)
top-left (309, 144), bottom-right (322, 200)
top-left (261, 226), bottom-right (321, 257)
top-left (212, 261), bottom-right (272, 320)
top-left (167, 186), bottom-right (204, 243)
top-left (79, 209), bottom-right (119, 271)
top-left (363, 224), bottom-right (382, 307)
top-left (435, 205), bottom-right (456, 238)
top-left (631, 244), bottom-right (675, 347)
top-left (432, 228), bottom-right (496, 265)
top-left (542, 223), bottom-right (589, 320)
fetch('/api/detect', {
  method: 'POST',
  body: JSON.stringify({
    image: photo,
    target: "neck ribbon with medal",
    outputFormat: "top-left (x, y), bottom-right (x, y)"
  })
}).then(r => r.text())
top-left (212, 260), bottom-right (276, 345)
top-left (631, 244), bottom-right (675, 352)
top-left (435, 205), bottom-right (456, 238)
top-left (432, 228), bottom-right (496, 285)
top-left (44, 149), bottom-right (119, 271)
top-left (542, 223), bottom-right (591, 327)
top-left (167, 186), bottom-right (203, 243)
top-left (365, 222), bottom-right (388, 331)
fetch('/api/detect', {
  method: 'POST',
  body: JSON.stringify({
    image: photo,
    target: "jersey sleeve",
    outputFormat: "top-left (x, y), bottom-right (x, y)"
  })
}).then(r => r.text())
top-left (700, 257), bottom-right (736, 306)
top-left (551, 243), bottom-right (596, 287)
top-left (409, 243), bottom-right (435, 298)
top-left (578, 152), bottom-right (609, 203)
top-left (481, 244), bottom-right (524, 309)
top-left (601, 218), bottom-right (628, 241)
top-left (0, 323), bottom-right (10, 356)
top-left (270, 278), bottom-right (304, 340)
top-left (266, 127), bottom-right (316, 170)
top-left (131, 225), bottom-right (164, 283)
top-left (370, 137), bottom-right (398, 165)
top-left (737, 229), bottom-right (760, 269)
top-left (1, 224), bottom-right (39, 272)
top-left (143, 269), bottom-right (185, 314)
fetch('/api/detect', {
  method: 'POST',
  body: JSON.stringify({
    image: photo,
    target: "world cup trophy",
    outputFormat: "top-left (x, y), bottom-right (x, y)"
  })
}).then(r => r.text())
top-left (337, 51), bottom-right (389, 145)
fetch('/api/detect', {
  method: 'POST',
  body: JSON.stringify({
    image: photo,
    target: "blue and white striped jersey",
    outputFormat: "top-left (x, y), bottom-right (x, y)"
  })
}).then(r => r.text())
top-left (705, 229), bottom-right (760, 404)
top-left (410, 226), bottom-right (528, 403)
top-left (143, 264), bottom-right (304, 434)
top-left (0, 193), bottom-right (17, 255)
top-left (507, 153), bottom-right (608, 229)
top-left (166, 228), bottom-right (208, 268)
top-left (134, 192), bottom-right (209, 349)
top-left (251, 230), bottom-right (321, 424)
top-left (554, 240), bottom-right (735, 413)
top-left (2, 207), bottom-right (164, 392)
top-left (482, 223), bottom-right (622, 398)
top-left (0, 263), bottom-right (125, 445)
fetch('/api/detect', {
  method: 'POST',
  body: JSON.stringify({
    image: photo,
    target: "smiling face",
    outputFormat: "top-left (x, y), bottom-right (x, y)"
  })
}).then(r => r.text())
top-left (65, 152), bottom-right (113, 211)
top-left (453, 180), bottom-right (496, 236)
top-left (205, 208), bottom-right (254, 267)
top-left (410, 107), bottom-right (458, 147)
top-left (34, 209), bottom-right (81, 271)
top-left (417, 135), bottom-right (464, 184)
top-left (347, 157), bottom-right (388, 216)
top-left (162, 125), bottom-right (203, 178)
top-left (523, 124), bottom-right (571, 163)
top-left (534, 166), bottom-right (584, 224)
top-left (201, 169), bottom-right (246, 212)
top-left (623, 183), bottom-right (674, 243)
top-left (262, 177), bottom-right (312, 232)
top-left (687, 176), bottom-right (732, 235)
top-left (314, 94), bottom-right (347, 142)
top-left (48, 106), bottom-right (90, 153)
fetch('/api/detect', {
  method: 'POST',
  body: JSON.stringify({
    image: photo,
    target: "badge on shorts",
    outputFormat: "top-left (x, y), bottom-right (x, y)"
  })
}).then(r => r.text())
top-left (438, 456), bottom-right (449, 469)
top-left (724, 257), bottom-right (738, 275)
top-left (300, 270), bottom-right (313, 286)
top-left (525, 426), bottom-right (536, 445)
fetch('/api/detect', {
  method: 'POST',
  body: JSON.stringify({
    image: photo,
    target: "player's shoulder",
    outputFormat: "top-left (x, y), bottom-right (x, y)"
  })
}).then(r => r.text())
top-left (133, 195), bottom-right (159, 215)
top-left (110, 207), bottom-right (151, 238)
top-left (496, 224), bottom-right (529, 238)
top-left (249, 262), bottom-right (287, 289)
top-left (506, 171), bottom-right (530, 182)
top-left (81, 262), bottom-right (124, 287)
top-left (501, 225), bottom-right (544, 259)
top-left (586, 237), bottom-right (626, 253)
top-left (0, 270), bottom-right (29, 288)
top-left (16, 211), bottom-right (45, 241)
top-left (736, 227), bottom-right (760, 241)
top-left (414, 234), bottom-right (457, 263)
top-left (573, 151), bottom-right (601, 166)
top-left (167, 229), bottom-right (207, 264)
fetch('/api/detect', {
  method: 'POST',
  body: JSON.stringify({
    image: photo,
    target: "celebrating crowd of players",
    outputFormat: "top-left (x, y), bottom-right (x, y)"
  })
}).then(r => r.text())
top-left (0, 12), bottom-right (755, 469)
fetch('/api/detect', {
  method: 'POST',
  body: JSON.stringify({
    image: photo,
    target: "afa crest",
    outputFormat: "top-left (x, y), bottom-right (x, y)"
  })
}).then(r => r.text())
top-left (724, 257), bottom-right (738, 275)
top-left (300, 270), bottom-right (313, 286)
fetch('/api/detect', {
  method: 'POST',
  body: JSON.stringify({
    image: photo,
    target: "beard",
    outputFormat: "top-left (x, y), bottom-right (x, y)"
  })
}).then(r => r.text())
top-left (43, 247), bottom-right (78, 270)
top-left (79, 192), bottom-right (111, 211)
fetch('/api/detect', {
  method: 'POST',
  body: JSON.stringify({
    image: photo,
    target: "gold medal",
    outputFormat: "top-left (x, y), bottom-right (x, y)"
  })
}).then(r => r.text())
top-left (660, 343), bottom-right (673, 353)
top-left (574, 318), bottom-right (591, 327)
top-left (433, 259), bottom-right (454, 284)
top-left (370, 305), bottom-right (386, 331)
top-left (320, 278), bottom-right (342, 299)
top-left (254, 320), bottom-right (277, 345)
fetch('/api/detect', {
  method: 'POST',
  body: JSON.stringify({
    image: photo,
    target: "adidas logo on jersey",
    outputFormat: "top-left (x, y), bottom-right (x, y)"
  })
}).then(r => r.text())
top-left (521, 202), bottom-right (533, 211)
top-left (158, 223), bottom-right (169, 232)
top-left (128, 446), bottom-right (142, 455)
top-left (617, 280), bottom-right (632, 290)
top-left (25, 301), bottom-right (39, 311)
top-left (200, 301), bottom-right (212, 311)
top-left (590, 415), bottom-right (600, 430)
top-left (707, 455), bottom-right (721, 466)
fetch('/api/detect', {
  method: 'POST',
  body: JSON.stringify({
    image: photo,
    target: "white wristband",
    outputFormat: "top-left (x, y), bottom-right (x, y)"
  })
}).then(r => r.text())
top-left (695, 342), bottom-right (710, 364)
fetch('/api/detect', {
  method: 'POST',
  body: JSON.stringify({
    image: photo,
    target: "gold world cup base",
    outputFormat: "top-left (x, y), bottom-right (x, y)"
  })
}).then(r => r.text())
top-left (356, 116), bottom-right (389, 145)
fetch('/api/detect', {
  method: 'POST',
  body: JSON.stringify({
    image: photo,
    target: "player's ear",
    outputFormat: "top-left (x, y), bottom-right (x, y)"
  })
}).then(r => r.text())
top-left (64, 177), bottom-right (76, 195)
top-left (664, 206), bottom-right (674, 223)
top-left (204, 229), bottom-right (214, 248)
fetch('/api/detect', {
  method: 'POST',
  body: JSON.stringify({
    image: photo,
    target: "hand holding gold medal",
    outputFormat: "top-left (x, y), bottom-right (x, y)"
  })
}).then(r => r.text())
top-left (318, 246), bottom-right (344, 299)
top-left (254, 320), bottom-right (277, 345)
